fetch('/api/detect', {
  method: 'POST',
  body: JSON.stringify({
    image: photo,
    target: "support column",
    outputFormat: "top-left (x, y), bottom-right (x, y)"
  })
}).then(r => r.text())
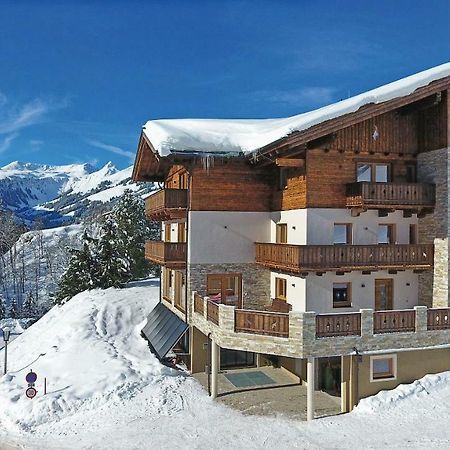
top-left (307, 356), bottom-right (315, 421)
top-left (211, 340), bottom-right (220, 399)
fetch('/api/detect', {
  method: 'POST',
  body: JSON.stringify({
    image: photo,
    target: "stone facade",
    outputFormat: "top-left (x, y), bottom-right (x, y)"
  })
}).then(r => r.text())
top-left (191, 294), bottom-right (450, 359)
top-left (417, 148), bottom-right (449, 307)
top-left (187, 262), bottom-right (271, 315)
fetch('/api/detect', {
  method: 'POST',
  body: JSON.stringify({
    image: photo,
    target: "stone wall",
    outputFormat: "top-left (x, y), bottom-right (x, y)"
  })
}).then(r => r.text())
top-left (187, 263), bottom-right (271, 318)
top-left (417, 147), bottom-right (449, 307)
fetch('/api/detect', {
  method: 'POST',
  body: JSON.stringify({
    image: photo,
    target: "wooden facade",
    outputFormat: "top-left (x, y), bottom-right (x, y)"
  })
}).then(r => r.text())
top-left (144, 241), bottom-right (186, 269)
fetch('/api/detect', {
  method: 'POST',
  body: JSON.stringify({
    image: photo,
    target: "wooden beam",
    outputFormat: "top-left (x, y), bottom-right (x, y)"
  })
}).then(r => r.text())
top-left (275, 158), bottom-right (305, 168)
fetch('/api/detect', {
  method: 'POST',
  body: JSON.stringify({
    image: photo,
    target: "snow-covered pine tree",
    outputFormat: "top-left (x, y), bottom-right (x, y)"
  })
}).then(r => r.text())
top-left (111, 189), bottom-right (158, 279)
top-left (95, 217), bottom-right (131, 289)
top-left (54, 230), bottom-right (98, 304)
top-left (22, 291), bottom-right (38, 318)
top-left (0, 294), bottom-right (5, 320)
top-left (8, 298), bottom-right (19, 319)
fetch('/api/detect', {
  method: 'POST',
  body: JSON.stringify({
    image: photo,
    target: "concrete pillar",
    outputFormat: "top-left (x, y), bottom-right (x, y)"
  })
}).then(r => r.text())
top-left (307, 356), bottom-right (315, 421)
top-left (211, 340), bottom-right (220, 399)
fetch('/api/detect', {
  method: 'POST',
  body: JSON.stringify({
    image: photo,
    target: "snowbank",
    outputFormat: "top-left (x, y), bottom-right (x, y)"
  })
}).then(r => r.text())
top-left (143, 62), bottom-right (450, 156)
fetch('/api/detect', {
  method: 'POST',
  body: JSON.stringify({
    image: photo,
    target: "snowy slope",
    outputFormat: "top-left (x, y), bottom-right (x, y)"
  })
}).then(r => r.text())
top-left (1, 281), bottom-right (450, 449)
top-left (0, 161), bottom-right (154, 226)
top-left (144, 62), bottom-right (450, 156)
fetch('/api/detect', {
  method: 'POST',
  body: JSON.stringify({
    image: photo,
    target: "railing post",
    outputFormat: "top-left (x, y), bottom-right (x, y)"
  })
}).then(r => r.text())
top-left (218, 305), bottom-right (235, 333)
top-left (414, 306), bottom-right (428, 333)
top-left (288, 312), bottom-right (302, 341)
top-left (360, 309), bottom-right (374, 338)
top-left (203, 297), bottom-right (209, 319)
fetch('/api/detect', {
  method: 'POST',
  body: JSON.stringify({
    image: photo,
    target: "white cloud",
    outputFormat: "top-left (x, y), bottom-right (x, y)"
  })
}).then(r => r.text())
top-left (0, 133), bottom-right (18, 154)
top-left (87, 139), bottom-right (135, 162)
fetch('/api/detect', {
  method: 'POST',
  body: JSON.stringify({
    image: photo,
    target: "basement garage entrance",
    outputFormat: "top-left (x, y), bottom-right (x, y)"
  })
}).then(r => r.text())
top-left (318, 356), bottom-right (341, 396)
top-left (220, 348), bottom-right (255, 369)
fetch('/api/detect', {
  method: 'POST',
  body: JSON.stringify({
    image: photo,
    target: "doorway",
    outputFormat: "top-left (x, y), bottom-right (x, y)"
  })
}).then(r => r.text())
top-left (375, 279), bottom-right (393, 310)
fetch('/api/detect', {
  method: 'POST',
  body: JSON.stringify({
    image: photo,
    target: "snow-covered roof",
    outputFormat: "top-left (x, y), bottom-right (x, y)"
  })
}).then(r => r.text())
top-left (143, 62), bottom-right (450, 157)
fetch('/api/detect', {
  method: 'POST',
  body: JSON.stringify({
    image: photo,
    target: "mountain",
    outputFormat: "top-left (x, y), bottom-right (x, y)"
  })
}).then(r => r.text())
top-left (0, 161), bottom-right (155, 226)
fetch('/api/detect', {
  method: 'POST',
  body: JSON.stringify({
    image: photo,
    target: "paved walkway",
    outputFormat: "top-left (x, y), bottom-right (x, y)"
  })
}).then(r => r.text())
top-left (193, 366), bottom-right (341, 420)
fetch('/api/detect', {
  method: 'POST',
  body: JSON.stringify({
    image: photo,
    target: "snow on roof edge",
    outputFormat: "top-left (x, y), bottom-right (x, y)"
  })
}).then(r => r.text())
top-left (142, 62), bottom-right (450, 158)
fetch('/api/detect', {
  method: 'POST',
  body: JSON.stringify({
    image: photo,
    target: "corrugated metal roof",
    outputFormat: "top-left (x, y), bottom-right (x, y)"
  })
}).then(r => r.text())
top-left (141, 302), bottom-right (188, 360)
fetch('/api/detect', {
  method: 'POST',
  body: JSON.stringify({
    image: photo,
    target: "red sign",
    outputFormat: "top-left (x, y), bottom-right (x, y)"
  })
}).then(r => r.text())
top-left (26, 387), bottom-right (37, 399)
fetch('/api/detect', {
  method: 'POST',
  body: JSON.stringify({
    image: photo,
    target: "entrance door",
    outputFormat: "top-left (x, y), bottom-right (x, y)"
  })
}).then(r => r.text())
top-left (375, 279), bottom-right (393, 310)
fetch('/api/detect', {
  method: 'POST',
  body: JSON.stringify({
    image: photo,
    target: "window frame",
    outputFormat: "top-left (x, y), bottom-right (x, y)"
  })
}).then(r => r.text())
top-left (333, 223), bottom-right (353, 245)
top-left (177, 222), bottom-right (186, 243)
top-left (332, 282), bottom-right (352, 308)
top-left (164, 223), bottom-right (172, 242)
top-left (276, 223), bottom-right (288, 244)
top-left (356, 162), bottom-right (392, 183)
top-left (370, 354), bottom-right (397, 382)
top-left (279, 167), bottom-right (289, 190)
top-left (206, 273), bottom-right (242, 308)
top-left (378, 224), bottom-right (396, 244)
top-left (275, 277), bottom-right (287, 301)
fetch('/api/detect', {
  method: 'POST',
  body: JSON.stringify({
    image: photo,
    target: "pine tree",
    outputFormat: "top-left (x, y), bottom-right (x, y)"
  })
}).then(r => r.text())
top-left (22, 292), bottom-right (38, 318)
top-left (95, 218), bottom-right (131, 288)
top-left (54, 230), bottom-right (98, 304)
top-left (9, 299), bottom-right (19, 319)
top-left (112, 189), bottom-right (155, 279)
top-left (0, 295), bottom-right (5, 320)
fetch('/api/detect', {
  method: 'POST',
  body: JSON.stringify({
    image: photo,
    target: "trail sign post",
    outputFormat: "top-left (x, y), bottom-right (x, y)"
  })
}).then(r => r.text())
top-left (25, 370), bottom-right (37, 399)
top-left (2, 328), bottom-right (10, 375)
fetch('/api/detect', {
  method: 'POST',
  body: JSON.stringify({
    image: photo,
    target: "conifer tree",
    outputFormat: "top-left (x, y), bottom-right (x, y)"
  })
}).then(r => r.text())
top-left (95, 218), bottom-right (131, 288)
top-left (0, 295), bottom-right (5, 320)
top-left (9, 299), bottom-right (19, 319)
top-left (23, 292), bottom-right (38, 318)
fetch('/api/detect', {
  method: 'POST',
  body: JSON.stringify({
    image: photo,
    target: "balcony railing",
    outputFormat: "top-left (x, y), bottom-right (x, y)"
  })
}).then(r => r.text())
top-left (235, 310), bottom-right (289, 337)
top-left (316, 313), bottom-right (361, 338)
top-left (145, 241), bottom-right (186, 268)
top-left (194, 293), bottom-right (204, 316)
top-left (255, 243), bottom-right (434, 273)
top-left (145, 189), bottom-right (188, 221)
top-left (346, 182), bottom-right (435, 210)
top-left (207, 300), bottom-right (219, 325)
top-left (373, 310), bottom-right (416, 334)
top-left (427, 309), bottom-right (450, 330)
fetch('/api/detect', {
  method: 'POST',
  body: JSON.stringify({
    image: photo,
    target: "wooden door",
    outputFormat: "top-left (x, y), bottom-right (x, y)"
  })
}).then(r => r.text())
top-left (375, 279), bottom-right (393, 310)
top-left (174, 271), bottom-right (185, 311)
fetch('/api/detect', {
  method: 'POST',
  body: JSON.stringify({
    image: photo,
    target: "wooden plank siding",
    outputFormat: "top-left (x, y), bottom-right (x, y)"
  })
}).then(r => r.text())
top-left (189, 160), bottom-right (273, 211)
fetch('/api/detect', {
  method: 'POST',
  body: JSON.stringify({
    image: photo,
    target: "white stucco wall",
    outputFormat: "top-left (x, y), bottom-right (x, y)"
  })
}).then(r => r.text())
top-left (269, 271), bottom-right (306, 311)
top-left (305, 270), bottom-right (419, 313)
top-left (270, 210), bottom-right (308, 244)
top-left (306, 209), bottom-right (417, 245)
top-left (188, 211), bottom-right (271, 264)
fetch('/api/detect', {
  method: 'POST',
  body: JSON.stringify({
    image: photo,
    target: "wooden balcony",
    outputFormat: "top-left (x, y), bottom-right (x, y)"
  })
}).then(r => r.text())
top-left (145, 241), bottom-right (186, 269)
top-left (235, 310), bottom-right (289, 337)
top-left (255, 243), bottom-right (434, 273)
top-left (145, 189), bottom-right (188, 221)
top-left (346, 182), bottom-right (435, 214)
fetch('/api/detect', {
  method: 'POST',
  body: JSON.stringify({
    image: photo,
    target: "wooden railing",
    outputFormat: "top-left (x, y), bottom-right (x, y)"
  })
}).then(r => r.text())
top-left (194, 293), bottom-right (204, 315)
top-left (373, 310), bottom-right (415, 334)
top-left (427, 308), bottom-right (450, 330)
top-left (145, 189), bottom-right (188, 220)
top-left (346, 182), bottom-right (435, 208)
top-left (316, 313), bottom-right (361, 338)
top-left (255, 243), bottom-right (434, 272)
top-left (144, 241), bottom-right (186, 268)
top-left (235, 310), bottom-right (289, 337)
top-left (207, 300), bottom-right (219, 326)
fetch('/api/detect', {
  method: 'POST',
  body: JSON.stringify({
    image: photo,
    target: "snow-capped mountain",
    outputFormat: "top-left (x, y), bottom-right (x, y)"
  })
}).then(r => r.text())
top-left (0, 161), bottom-right (155, 226)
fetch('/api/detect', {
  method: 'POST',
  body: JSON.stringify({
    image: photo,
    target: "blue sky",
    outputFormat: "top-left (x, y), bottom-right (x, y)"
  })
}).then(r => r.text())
top-left (0, 0), bottom-right (449, 169)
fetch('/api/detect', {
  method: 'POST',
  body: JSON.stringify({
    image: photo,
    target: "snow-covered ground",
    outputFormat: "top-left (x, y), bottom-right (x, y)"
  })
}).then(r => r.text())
top-left (1, 280), bottom-right (450, 449)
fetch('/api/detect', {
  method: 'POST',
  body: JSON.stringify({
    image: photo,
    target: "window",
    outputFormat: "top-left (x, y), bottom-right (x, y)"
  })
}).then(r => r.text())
top-left (207, 273), bottom-right (242, 307)
top-left (378, 224), bottom-right (395, 244)
top-left (164, 223), bottom-right (171, 242)
top-left (333, 283), bottom-right (351, 308)
top-left (409, 224), bottom-right (417, 244)
top-left (279, 168), bottom-right (288, 190)
top-left (356, 162), bottom-right (391, 182)
top-left (276, 223), bottom-right (288, 244)
top-left (163, 268), bottom-right (172, 300)
top-left (178, 222), bottom-right (186, 243)
top-left (405, 164), bottom-right (417, 183)
top-left (370, 354), bottom-right (397, 382)
top-left (179, 172), bottom-right (188, 189)
top-left (334, 223), bottom-right (352, 244)
top-left (275, 277), bottom-right (287, 301)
